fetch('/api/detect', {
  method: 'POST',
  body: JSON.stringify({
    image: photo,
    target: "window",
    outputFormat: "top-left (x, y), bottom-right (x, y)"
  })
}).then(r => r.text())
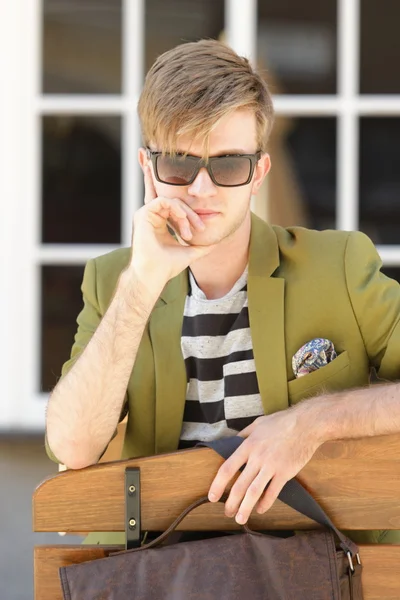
top-left (258, 0), bottom-right (337, 95)
top-left (41, 115), bottom-right (122, 244)
top-left (42, 0), bottom-right (123, 94)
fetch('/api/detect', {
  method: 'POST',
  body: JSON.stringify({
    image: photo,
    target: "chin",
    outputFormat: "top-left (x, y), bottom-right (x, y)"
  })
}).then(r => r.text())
top-left (188, 231), bottom-right (223, 247)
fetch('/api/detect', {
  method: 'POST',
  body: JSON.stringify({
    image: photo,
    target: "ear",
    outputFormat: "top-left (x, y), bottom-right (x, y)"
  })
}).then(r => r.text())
top-left (138, 147), bottom-right (149, 173)
top-left (251, 153), bottom-right (271, 195)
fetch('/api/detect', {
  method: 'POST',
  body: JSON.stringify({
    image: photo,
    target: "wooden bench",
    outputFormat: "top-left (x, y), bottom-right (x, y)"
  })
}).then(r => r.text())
top-left (33, 435), bottom-right (400, 599)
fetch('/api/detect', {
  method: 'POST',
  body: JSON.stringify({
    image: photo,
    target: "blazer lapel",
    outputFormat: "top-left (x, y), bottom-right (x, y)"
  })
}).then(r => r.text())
top-left (248, 214), bottom-right (289, 414)
top-left (149, 271), bottom-right (188, 454)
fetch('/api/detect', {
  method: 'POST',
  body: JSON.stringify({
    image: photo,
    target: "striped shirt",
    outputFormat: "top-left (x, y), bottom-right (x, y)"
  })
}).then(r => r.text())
top-left (179, 266), bottom-right (264, 449)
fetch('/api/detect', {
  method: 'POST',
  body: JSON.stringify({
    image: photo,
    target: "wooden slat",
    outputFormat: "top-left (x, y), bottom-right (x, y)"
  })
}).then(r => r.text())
top-left (361, 546), bottom-right (400, 600)
top-left (34, 546), bottom-right (120, 600)
top-left (34, 544), bottom-right (400, 600)
top-left (33, 436), bottom-right (400, 533)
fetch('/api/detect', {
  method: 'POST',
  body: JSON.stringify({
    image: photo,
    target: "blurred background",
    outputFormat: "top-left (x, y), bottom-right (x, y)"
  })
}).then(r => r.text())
top-left (2, 0), bottom-right (400, 597)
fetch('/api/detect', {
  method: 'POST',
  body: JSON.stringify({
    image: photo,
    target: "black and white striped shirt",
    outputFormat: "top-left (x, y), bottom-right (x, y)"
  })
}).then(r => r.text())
top-left (179, 267), bottom-right (264, 449)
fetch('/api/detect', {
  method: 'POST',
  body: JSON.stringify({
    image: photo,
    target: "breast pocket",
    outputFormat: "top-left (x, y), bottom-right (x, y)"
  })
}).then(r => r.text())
top-left (288, 350), bottom-right (350, 405)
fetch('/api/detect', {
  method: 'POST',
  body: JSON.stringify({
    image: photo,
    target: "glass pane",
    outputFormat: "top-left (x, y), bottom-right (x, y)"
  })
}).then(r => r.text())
top-left (145, 0), bottom-right (224, 72)
top-left (382, 268), bottom-right (400, 285)
top-left (41, 265), bottom-right (85, 392)
top-left (258, 0), bottom-right (337, 95)
top-left (360, 0), bottom-right (400, 94)
top-left (41, 116), bottom-right (121, 244)
top-left (42, 0), bottom-right (122, 94)
top-left (359, 118), bottom-right (400, 245)
top-left (266, 117), bottom-right (336, 229)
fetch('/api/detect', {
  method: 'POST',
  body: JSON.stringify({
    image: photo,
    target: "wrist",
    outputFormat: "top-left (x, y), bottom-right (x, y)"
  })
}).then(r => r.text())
top-left (118, 265), bottom-right (164, 314)
top-left (294, 395), bottom-right (336, 447)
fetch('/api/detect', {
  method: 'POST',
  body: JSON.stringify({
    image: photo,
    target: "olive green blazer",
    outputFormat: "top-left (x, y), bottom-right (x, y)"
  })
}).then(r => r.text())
top-left (46, 213), bottom-right (400, 465)
top-left (45, 213), bottom-right (400, 545)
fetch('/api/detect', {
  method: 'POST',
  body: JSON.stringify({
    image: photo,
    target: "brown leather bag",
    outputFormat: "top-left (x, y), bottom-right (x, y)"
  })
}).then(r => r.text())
top-left (59, 438), bottom-right (363, 600)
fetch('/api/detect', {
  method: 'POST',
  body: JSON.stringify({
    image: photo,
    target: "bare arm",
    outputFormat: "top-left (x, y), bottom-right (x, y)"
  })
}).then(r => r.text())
top-left (46, 166), bottom-right (212, 469)
top-left (45, 267), bottom-right (159, 470)
top-left (309, 380), bottom-right (400, 441)
top-left (207, 381), bottom-right (400, 524)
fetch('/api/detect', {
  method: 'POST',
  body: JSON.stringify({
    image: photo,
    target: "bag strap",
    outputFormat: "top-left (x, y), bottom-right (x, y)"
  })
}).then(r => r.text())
top-left (112, 495), bottom-right (220, 555)
top-left (200, 436), bottom-right (359, 556)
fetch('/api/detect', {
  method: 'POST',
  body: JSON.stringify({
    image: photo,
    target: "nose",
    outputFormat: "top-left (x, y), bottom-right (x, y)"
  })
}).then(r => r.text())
top-left (187, 167), bottom-right (218, 197)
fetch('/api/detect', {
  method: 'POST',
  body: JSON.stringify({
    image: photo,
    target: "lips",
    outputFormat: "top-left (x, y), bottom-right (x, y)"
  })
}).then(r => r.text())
top-left (194, 210), bottom-right (220, 216)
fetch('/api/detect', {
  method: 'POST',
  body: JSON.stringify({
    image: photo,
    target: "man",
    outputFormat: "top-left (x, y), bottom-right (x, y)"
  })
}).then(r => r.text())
top-left (46, 39), bottom-right (400, 545)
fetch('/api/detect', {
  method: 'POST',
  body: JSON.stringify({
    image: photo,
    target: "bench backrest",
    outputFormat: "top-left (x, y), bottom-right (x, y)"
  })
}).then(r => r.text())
top-left (33, 435), bottom-right (400, 599)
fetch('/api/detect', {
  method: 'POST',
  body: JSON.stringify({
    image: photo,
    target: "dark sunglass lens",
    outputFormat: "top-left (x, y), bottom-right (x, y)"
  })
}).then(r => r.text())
top-left (210, 156), bottom-right (252, 186)
top-left (156, 155), bottom-right (197, 185)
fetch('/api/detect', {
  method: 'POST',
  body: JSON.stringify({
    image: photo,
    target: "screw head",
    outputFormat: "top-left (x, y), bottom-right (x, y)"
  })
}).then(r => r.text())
top-left (128, 485), bottom-right (136, 494)
top-left (129, 518), bottom-right (136, 528)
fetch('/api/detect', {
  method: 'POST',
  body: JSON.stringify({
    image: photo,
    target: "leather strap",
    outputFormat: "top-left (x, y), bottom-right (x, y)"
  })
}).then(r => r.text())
top-left (112, 495), bottom-right (221, 554)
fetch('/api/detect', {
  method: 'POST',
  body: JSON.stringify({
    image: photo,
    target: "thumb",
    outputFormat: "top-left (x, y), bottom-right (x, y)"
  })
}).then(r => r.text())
top-left (185, 243), bottom-right (219, 263)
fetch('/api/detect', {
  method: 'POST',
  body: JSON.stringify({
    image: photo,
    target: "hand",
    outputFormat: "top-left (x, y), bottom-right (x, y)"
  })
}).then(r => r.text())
top-left (129, 166), bottom-right (216, 290)
top-left (208, 406), bottom-right (323, 524)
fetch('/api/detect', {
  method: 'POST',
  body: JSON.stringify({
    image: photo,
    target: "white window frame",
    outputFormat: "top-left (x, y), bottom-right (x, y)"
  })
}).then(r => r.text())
top-left (2, 0), bottom-right (400, 430)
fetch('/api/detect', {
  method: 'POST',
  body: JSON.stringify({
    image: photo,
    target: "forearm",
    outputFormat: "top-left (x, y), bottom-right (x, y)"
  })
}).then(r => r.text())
top-left (299, 381), bottom-right (400, 444)
top-left (46, 267), bottom-right (161, 469)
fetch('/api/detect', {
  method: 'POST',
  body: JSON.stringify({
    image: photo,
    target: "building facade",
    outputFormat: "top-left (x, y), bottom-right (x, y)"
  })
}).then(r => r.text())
top-left (1, 0), bottom-right (400, 432)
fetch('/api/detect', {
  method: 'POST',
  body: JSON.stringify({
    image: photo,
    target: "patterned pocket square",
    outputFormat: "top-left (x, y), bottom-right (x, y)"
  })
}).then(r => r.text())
top-left (292, 338), bottom-right (337, 379)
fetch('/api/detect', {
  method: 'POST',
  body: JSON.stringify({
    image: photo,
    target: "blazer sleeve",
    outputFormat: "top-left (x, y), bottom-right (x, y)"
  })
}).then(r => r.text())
top-left (345, 230), bottom-right (400, 380)
top-left (61, 258), bottom-right (101, 377)
top-left (45, 259), bottom-right (128, 464)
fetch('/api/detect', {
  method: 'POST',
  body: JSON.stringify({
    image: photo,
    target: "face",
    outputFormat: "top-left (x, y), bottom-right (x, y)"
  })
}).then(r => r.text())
top-left (138, 109), bottom-right (271, 247)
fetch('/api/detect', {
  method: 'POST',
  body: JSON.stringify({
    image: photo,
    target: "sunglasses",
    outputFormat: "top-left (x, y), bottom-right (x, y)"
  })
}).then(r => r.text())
top-left (146, 148), bottom-right (262, 188)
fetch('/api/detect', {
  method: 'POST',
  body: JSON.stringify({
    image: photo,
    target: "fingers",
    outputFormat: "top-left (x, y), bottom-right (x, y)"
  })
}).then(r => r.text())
top-left (146, 199), bottom-right (190, 241)
top-left (255, 475), bottom-right (286, 515)
top-left (178, 204), bottom-right (206, 232)
top-left (160, 199), bottom-right (206, 238)
top-left (234, 469), bottom-right (274, 524)
top-left (143, 166), bottom-right (206, 241)
top-left (147, 198), bottom-right (205, 242)
top-left (169, 204), bottom-right (206, 240)
top-left (208, 443), bottom-right (249, 503)
top-left (223, 462), bottom-right (260, 518)
top-left (144, 165), bottom-right (158, 204)
top-left (168, 214), bottom-right (193, 241)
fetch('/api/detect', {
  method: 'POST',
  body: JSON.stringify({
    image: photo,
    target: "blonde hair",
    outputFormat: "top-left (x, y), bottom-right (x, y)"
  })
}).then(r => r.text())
top-left (138, 39), bottom-right (274, 159)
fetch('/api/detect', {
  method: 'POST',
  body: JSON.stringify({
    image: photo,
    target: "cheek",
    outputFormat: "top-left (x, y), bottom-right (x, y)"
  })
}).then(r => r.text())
top-left (226, 187), bottom-right (252, 208)
top-left (156, 182), bottom-right (187, 200)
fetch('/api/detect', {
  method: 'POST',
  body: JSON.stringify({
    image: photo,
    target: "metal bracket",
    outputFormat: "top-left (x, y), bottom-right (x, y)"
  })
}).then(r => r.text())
top-left (125, 467), bottom-right (141, 550)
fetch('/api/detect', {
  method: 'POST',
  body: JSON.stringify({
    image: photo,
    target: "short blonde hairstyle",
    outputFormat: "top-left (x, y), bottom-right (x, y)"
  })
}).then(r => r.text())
top-left (138, 39), bottom-right (274, 159)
